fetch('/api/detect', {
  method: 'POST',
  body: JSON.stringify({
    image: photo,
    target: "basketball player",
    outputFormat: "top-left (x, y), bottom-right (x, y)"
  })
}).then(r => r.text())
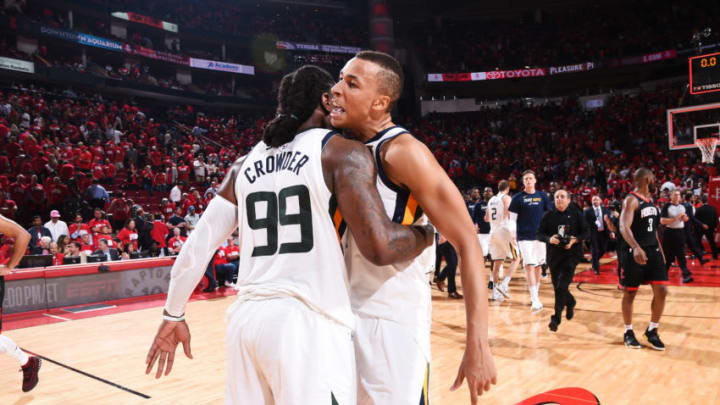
top-left (331, 51), bottom-right (496, 405)
top-left (145, 65), bottom-right (434, 404)
top-left (0, 214), bottom-right (41, 392)
top-left (474, 187), bottom-right (494, 289)
top-left (509, 170), bottom-right (551, 311)
top-left (485, 180), bottom-right (521, 302)
top-left (618, 168), bottom-right (668, 351)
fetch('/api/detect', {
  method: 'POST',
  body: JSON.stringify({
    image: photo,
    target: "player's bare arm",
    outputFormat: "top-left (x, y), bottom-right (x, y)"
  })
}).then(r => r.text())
top-left (619, 195), bottom-right (646, 265)
top-left (380, 133), bottom-right (496, 403)
top-left (146, 157), bottom-right (245, 379)
top-left (0, 214), bottom-right (31, 274)
top-left (322, 135), bottom-right (433, 265)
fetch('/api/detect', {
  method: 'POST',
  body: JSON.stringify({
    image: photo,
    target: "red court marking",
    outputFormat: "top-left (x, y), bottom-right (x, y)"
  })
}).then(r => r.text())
top-left (2, 288), bottom-right (238, 332)
top-left (515, 387), bottom-right (600, 405)
top-left (573, 256), bottom-right (720, 288)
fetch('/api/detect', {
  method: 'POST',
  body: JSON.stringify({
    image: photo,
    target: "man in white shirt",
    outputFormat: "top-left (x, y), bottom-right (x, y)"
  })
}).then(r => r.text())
top-left (169, 183), bottom-right (182, 204)
top-left (183, 206), bottom-right (200, 234)
top-left (44, 210), bottom-right (69, 242)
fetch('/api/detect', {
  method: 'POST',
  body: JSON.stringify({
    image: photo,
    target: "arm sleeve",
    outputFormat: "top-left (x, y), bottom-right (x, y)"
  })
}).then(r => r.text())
top-left (577, 210), bottom-right (589, 242)
top-left (164, 196), bottom-right (239, 317)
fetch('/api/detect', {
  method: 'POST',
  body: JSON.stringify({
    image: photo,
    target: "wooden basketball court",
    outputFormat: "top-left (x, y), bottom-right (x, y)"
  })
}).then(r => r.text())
top-left (1, 261), bottom-right (718, 404)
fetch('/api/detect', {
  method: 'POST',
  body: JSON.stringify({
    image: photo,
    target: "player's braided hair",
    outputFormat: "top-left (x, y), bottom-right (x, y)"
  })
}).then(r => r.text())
top-left (263, 65), bottom-right (335, 148)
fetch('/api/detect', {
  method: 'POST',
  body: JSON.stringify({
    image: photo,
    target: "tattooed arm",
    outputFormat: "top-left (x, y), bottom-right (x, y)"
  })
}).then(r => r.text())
top-left (322, 135), bottom-right (433, 266)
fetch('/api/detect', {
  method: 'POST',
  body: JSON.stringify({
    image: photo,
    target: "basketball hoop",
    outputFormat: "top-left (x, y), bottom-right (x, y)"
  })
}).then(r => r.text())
top-left (697, 137), bottom-right (720, 164)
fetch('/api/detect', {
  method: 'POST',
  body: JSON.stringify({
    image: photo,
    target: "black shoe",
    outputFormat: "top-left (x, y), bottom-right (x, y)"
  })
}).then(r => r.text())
top-left (548, 316), bottom-right (560, 332)
top-left (541, 264), bottom-right (548, 278)
top-left (644, 328), bottom-right (665, 351)
top-left (624, 330), bottom-right (641, 349)
top-left (682, 275), bottom-right (694, 283)
top-left (448, 292), bottom-right (463, 299)
top-left (21, 357), bottom-right (41, 392)
top-left (594, 269), bottom-right (600, 275)
top-left (566, 299), bottom-right (576, 321)
top-left (488, 281), bottom-right (494, 290)
top-left (202, 284), bottom-right (216, 293)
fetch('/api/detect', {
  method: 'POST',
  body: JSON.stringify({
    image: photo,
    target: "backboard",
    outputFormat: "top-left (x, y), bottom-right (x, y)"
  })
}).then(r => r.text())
top-left (667, 102), bottom-right (720, 150)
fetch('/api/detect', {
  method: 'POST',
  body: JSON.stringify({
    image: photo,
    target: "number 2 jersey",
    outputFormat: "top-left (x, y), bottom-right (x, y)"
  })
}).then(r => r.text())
top-left (232, 128), bottom-right (354, 330)
top-left (344, 126), bottom-right (436, 360)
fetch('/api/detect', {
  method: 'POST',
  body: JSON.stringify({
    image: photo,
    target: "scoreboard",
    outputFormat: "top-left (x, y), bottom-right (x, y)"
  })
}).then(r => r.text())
top-left (690, 52), bottom-right (720, 95)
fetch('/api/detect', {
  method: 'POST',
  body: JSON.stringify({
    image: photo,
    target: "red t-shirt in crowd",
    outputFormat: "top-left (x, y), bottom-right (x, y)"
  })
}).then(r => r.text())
top-left (116, 228), bottom-right (139, 250)
top-left (69, 223), bottom-right (91, 241)
top-left (168, 236), bottom-right (187, 253)
top-left (89, 218), bottom-right (112, 235)
top-left (223, 245), bottom-right (240, 262)
top-left (151, 221), bottom-right (169, 248)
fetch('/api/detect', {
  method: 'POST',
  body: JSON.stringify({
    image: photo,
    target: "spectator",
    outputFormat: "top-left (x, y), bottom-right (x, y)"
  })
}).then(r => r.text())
top-left (107, 193), bottom-right (130, 231)
top-left (121, 240), bottom-right (140, 260)
top-left (0, 192), bottom-right (18, 220)
top-left (27, 215), bottom-right (52, 248)
top-left (159, 198), bottom-right (176, 221)
top-left (167, 206), bottom-right (187, 236)
top-left (96, 225), bottom-right (117, 249)
top-left (65, 241), bottom-right (81, 258)
top-left (169, 182), bottom-right (183, 204)
top-left (116, 219), bottom-right (139, 251)
top-left (44, 210), bottom-right (69, 242)
top-left (215, 237), bottom-right (240, 287)
top-left (167, 227), bottom-right (187, 255)
top-left (149, 213), bottom-right (169, 255)
top-left (49, 241), bottom-right (64, 266)
top-left (184, 206), bottom-right (200, 234)
top-left (56, 235), bottom-right (69, 255)
top-left (79, 230), bottom-right (95, 254)
top-left (83, 178), bottom-right (110, 210)
top-left (88, 208), bottom-right (112, 236)
top-left (94, 238), bottom-right (121, 261)
top-left (69, 213), bottom-right (90, 241)
top-left (30, 236), bottom-right (52, 255)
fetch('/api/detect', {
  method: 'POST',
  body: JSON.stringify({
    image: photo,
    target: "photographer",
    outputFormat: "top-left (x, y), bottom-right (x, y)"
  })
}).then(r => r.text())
top-left (537, 189), bottom-right (589, 332)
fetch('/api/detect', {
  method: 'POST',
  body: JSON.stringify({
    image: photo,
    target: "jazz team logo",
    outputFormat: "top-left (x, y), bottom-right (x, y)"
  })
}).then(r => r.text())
top-left (515, 387), bottom-right (600, 405)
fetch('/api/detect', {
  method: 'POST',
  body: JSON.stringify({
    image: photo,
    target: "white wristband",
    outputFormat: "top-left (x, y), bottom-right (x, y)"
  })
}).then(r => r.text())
top-left (163, 315), bottom-right (185, 322)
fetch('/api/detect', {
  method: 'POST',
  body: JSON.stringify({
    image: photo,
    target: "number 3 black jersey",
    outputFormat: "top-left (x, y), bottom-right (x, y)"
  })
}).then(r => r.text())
top-left (625, 192), bottom-right (660, 248)
top-left (234, 128), bottom-right (354, 329)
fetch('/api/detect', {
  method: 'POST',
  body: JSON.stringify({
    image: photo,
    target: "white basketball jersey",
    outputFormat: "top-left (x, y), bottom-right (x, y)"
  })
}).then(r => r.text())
top-left (488, 192), bottom-right (509, 231)
top-left (345, 126), bottom-right (435, 358)
top-left (233, 128), bottom-right (353, 329)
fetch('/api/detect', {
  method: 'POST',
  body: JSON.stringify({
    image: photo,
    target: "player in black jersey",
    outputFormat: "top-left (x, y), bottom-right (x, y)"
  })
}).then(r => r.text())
top-left (618, 168), bottom-right (668, 351)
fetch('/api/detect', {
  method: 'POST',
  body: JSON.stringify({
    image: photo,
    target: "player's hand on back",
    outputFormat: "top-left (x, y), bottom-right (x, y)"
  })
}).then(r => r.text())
top-left (451, 340), bottom-right (497, 404)
top-left (145, 319), bottom-right (193, 379)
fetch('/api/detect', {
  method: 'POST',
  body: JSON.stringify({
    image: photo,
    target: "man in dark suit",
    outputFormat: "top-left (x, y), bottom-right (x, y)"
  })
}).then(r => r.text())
top-left (694, 194), bottom-right (719, 260)
top-left (584, 195), bottom-right (611, 275)
top-left (683, 192), bottom-right (708, 264)
top-left (93, 239), bottom-right (121, 261)
top-left (27, 215), bottom-right (52, 248)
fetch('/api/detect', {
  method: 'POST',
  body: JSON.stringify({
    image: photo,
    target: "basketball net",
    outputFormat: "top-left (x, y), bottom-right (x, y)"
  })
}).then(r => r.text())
top-left (697, 137), bottom-right (719, 164)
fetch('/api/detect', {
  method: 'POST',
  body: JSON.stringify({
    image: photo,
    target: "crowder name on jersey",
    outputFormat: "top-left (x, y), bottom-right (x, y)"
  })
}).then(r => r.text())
top-left (243, 149), bottom-right (310, 184)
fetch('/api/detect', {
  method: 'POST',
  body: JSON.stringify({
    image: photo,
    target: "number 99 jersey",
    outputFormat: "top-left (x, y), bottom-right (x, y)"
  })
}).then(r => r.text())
top-left (233, 128), bottom-right (354, 330)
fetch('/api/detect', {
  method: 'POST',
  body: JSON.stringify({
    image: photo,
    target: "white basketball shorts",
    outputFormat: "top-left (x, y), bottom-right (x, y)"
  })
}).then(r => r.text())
top-left (354, 316), bottom-right (430, 405)
top-left (489, 228), bottom-right (519, 261)
top-left (225, 297), bottom-right (355, 405)
top-left (518, 240), bottom-right (546, 267)
top-left (477, 233), bottom-right (490, 257)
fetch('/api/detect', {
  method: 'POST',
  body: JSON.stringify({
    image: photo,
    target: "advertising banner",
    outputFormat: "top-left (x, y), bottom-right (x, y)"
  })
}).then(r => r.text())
top-left (549, 62), bottom-right (595, 75)
top-left (189, 58), bottom-right (255, 75)
top-left (276, 41), bottom-right (362, 55)
top-left (0, 56), bottom-right (34, 74)
top-left (112, 12), bottom-right (178, 33)
top-left (2, 266), bottom-right (173, 314)
top-left (40, 25), bottom-right (122, 52)
top-left (122, 44), bottom-right (189, 65)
